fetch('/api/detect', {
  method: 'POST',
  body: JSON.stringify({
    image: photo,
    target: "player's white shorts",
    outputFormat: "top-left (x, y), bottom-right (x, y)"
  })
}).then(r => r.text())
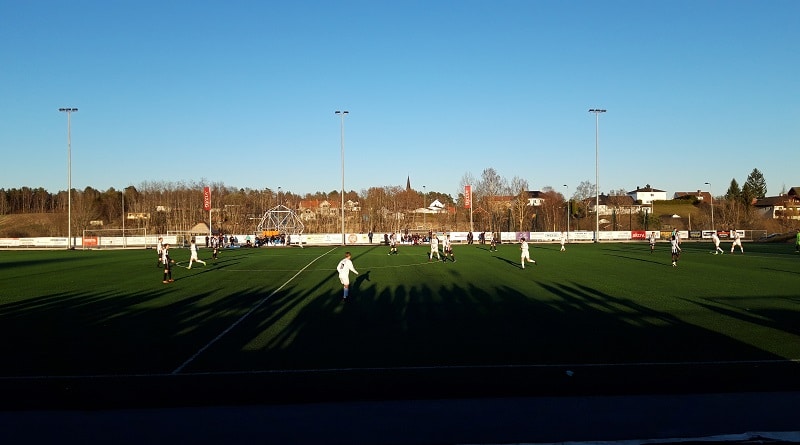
top-left (339, 274), bottom-right (350, 286)
top-left (521, 251), bottom-right (531, 261)
top-left (190, 252), bottom-right (199, 261)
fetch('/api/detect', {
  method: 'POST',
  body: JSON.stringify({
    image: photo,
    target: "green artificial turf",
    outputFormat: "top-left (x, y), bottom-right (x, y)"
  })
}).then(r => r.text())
top-left (1, 241), bottom-right (798, 380)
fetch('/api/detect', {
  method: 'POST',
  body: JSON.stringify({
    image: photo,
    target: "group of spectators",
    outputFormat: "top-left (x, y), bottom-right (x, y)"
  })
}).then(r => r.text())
top-left (254, 234), bottom-right (289, 247)
top-left (467, 231), bottom-right (496, 245)
top-left (204, 234), bottom-right (241, 248)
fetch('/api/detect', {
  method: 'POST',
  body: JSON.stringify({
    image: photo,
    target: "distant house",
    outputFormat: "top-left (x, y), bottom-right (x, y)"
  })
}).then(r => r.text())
top-left (486, 191), bottom-right (547, 211)
top-left (298, 199), bottom-right (323, 213)
top-left (586, 194), bottom-right (641, 216)
top-left (753, 187), bottom-right (800, 220)
top-left (428, 199), bottom-right (446, 212)
top-left (297, 199), bottom-right (360, 220)
top-left (628, 184), bottom-right (667, 205)
top-left (673, 190), bottom-right (712, 203)
top-left (526, 191), bottom-right (546, 207)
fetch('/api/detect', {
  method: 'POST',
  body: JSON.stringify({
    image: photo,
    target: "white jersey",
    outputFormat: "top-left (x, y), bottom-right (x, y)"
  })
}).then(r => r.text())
top-left (671, 237), bottom-right (680, 254)
top-left (520, 240), bottom-right (532, 261)
top-left (337, 258), bottom-right (358, 278)
top-left (430, 236), bottom-right (439, 250)
top-left (442, 237), bottom-right (450, 251)
top-left (712, 233), bottom-right (720, 246)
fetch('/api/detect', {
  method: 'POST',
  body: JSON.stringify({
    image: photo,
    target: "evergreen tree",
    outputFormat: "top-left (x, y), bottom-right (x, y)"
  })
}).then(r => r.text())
top-left (725, 178), bottom-right (741, 201)
top-left (742, 168), bottom-right (767, 205)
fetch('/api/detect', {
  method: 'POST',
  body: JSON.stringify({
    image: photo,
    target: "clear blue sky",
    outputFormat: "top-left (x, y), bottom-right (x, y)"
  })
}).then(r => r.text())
top-left (1, 0), bottom-right (798, 200)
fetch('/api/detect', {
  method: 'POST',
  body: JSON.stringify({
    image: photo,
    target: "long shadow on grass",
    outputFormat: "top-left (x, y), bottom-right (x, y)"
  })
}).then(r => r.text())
top-left (681, 295), bottom-right (800, 337)
top-left (604, 253), bottom-right (668, 266)
top-left (182, 273), bottom-right (789, 373)
top-left (148, 269), bottom-right (800, 407)
top-left (0, 281), bottom-right (281, 377)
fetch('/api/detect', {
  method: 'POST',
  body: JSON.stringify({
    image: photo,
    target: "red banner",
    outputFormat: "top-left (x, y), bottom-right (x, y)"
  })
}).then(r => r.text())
top-left (203, 187), bottom-right (211, 211)
top-left (464, 185), bottom-right (472, 209)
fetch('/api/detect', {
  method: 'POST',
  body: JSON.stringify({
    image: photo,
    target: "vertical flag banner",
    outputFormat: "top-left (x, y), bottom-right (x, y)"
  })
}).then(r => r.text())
top-left (464, 185), bottom-right (472, 209)
top-left (203, 187), bottom-right (211, 211)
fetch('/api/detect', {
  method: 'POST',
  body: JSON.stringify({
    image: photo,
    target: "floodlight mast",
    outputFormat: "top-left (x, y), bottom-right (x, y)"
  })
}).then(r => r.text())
top-left (705, 182), bottom-right (714, 231)
top-left (563, 184), bottom-right (569, 243)
top-left (589, 108), bottom-right (606, 243)
top-left (59, 107), bottom-right (78, 249)
top-left (335, 110), bottom-right (349, 246)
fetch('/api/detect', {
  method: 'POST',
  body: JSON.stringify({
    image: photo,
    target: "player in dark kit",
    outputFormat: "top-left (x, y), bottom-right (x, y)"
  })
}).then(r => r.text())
top-left (161, 243), bottom-right (174, 283)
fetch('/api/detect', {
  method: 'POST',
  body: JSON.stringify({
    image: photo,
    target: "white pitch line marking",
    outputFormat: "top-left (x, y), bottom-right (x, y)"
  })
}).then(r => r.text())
top-left (171, 247), bottom-right (337, 374)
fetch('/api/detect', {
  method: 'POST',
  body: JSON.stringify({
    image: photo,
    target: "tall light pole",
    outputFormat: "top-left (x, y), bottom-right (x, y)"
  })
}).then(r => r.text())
top-left (122, 187), bottom-right (126, 248)
top-left (59, 107), bottom-right (78, 249)
top-left (423, 185), bottom-right (427, 228)
top-left (563, 184), bottom-right (570, 243)
top-left (589, 108), bottom-right (606, 243)
top-left (335, 110), bottom-right (349, 246)
top-left (705, 182), bottom-right (714, 232)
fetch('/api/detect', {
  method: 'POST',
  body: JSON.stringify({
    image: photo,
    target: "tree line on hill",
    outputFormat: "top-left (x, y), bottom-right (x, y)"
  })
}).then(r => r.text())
top-left (0, 167), bottom-right (787, 238)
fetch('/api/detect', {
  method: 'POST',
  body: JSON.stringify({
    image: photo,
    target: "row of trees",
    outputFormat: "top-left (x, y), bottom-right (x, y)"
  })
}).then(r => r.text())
top-left (0, 167), bottom-right (783, 237)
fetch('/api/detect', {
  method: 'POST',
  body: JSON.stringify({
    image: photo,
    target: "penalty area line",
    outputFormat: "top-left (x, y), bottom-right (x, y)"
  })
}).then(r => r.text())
top-left (171, 247), bottom-right (338, 375)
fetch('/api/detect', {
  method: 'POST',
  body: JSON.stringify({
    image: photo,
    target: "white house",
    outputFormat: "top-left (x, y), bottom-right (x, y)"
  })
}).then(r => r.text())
top-left (628, 185), bottom-right (667, 205)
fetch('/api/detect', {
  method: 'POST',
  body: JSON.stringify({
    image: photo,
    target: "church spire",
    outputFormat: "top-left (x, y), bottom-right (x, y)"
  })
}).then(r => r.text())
top-left (406, 175), bottom-right (411, 191)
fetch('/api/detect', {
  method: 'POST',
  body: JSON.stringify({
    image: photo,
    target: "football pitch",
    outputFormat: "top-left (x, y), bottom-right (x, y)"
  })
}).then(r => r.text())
top-left (1, 241), bottom-right (799, 409)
